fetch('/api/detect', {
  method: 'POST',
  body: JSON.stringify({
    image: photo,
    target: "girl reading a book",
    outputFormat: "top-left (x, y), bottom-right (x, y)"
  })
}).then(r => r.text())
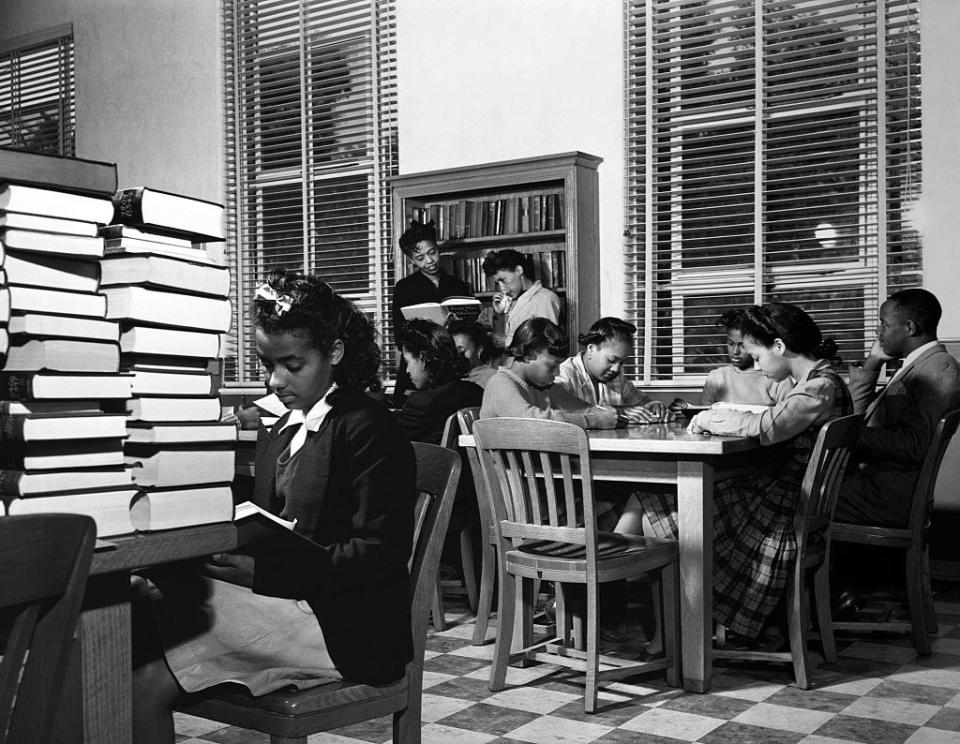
top-left (448, 318), bottom-right (499, 388)
top-left (131, 271), bottom-right (417, 744)
top-left (392, 219), bottom-right (473, 405)
top-left (396, 318), bottom-right (484, 444)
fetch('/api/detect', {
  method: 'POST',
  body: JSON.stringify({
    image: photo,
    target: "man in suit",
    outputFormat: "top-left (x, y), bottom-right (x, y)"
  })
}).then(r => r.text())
top-left (835, 288), bottom-right (960, 527)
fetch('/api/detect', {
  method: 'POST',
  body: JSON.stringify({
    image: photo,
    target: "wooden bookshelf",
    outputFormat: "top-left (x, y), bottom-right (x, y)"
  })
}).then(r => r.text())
top-left (389, 151), bottom-right (601, 346)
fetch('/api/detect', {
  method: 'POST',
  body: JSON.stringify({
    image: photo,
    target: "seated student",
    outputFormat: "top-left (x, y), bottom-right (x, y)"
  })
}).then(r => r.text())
top-left (482, 249), bottom-right (561, 347)
top-left (835, 288), bottom-right (960, 528)
top-left (448, 318), bottom-right (499, 389)
top-left (637, 303), bottom-right (852, 645)
top-left (672, 308), bottom-right (792, 413)
top-left (556, 316), bottom-right (672, 424)
top-left (480, 317), bottom-right (618, 429)
top-left (131, 272), bottom-right (417, 744)
top-left (392, 219), bottom-right (473, 406)
top-left (395, 319), bottom-right (484, 444)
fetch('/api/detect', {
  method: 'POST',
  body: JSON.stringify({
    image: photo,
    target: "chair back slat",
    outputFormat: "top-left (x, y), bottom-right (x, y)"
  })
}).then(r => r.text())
top-left (911, 409), bottom-right (960, 534)
top-left (541, 451), bottom-right (561, 525)
top-left (560, 454), bottom-right (579, 526)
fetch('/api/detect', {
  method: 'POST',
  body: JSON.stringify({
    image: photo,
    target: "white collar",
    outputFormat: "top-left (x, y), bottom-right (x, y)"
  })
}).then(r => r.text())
top-left (891, 340), bottom-right (940, 382)
top-left (277, 383), bottom-right (338, 435)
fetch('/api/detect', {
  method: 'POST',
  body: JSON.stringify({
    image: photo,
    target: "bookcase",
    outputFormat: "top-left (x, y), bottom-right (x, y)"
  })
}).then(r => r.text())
top-left (389, 152), bottom-right (602, 346)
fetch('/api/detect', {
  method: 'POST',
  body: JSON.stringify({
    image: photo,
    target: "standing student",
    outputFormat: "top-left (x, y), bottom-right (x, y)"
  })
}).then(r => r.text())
top-left (638, 303), bottom-right (852, 643)
top-left (131, 271), bottom-right (417, 744)
top-left (392, 219), bottom-right (473, 405)
top-left (482, 249), bottom-right (561, 347)
top-left (557, 316), bottom-right (672, 424)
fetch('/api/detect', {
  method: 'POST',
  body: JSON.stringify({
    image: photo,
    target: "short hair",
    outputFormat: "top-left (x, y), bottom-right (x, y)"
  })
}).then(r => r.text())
top-left (717, 308), bottom-right (746, 331)
top-left (447, 319), bottom-right (496, 363)
top-left (398, 318), bottom-right (468, 387)
top-left (507, 317), bottom-right (566, 361)
top-left (889, 288), bottom-right (941, 336)
top-left (577, 317), bottom-right (636, 348)
top-left (252, 269), bottom-right (381, 391)
top-left (740, 302), bottom-right (838, 361)
top-left (481, 249), bottom-right (533, 278)
top-left (398, 220), bottom-right (437, 257)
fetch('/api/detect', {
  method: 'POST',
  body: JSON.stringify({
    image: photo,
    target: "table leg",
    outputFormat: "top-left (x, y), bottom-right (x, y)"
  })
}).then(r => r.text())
top-left (678, 460), bottom-right (713, 693)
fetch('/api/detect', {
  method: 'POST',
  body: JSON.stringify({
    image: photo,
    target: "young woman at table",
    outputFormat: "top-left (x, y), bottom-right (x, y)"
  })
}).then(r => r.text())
top-left (448, 318), bottom-right (500, 389)
top-left (396, 318), bottom-right (484, 444)
top-left (638, 302), bottom-right (852, 646)
top-left (131, 271), bottom-right (417, 744)
top-left (556, 316), bottom-right (672, 424)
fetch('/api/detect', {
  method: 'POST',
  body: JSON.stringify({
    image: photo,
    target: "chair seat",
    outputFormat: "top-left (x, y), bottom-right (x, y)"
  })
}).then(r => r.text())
top-left (506, 533), bottom-right (677, 579)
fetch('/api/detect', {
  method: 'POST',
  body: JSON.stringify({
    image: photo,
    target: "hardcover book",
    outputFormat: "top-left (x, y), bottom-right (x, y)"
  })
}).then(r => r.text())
top-left (0, 146), bottom-right (118, 197)
top-left (0, 412), bottom-right (128, 442)
top-left (0, 438), bottom-right (125, 470)
top-left (112, 187), bottom-right (226, 242)
top-left (102, 286), bottom-right (232, 332)
top-left (125, 444), bottom-right (236, 487)
top-left (0, 184), bottom-right (114, 224)
top-left (8, 285), bottom-right (107, 319)
top-left (120, 325), bottom-right (221, 358)
top-left (6, 488), bottom-right (137, 538)
top-left (400, 296), bottom-right (481, 325)
top-left (125, 421), bottom-right (238, 445)
top-left (126, 395), bottom-right (222, 423)
top-left (99, 253), bottom-right (230, 297)
top-left (3, 250), bottom-right (101, 293)
top-left (7, 314), bottom-right (120, 343)
top-left (0, 465), bottom-right (133, 496)
top-left (233, 500), bottom-right (322, 556)
top-left (4, 339), bottom-right (120, 373)
top-left (0, 211), bottom-right (99, 237)
top-left (0, 372), bottom-right (132, 400)
top-left (129, 483), bottom-right (234, 531)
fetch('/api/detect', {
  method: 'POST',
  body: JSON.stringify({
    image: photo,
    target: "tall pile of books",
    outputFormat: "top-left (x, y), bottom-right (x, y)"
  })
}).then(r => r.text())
top-left (0, 149), bottom-right (138, 536)
top-left (102, 186), bottom-right (237, 531)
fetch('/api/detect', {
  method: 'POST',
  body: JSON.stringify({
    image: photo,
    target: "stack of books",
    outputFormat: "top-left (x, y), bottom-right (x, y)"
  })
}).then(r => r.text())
top-left (102, 186), bottom-right (236, 532)
top-left (0, 156), bottom-right (139, 536)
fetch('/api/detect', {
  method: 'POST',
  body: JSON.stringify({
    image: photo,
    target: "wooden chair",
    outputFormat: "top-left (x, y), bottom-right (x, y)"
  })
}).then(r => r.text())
top-left (176, 442), bottom-right (461, 744)
top-left (0, 513), bottom-right (97, 744)
top-left (471, 417), bottom-right (679, 713)
top-left (831, 409), bottom-right (960, 655)
top-left (714, 413), bottom-right (863, 689)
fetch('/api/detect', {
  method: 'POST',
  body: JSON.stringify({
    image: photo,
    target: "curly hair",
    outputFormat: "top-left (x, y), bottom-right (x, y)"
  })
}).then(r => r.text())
top-left (717, 307), bottom-right (746, 331)
top-left (397, 319), bottom-right (468, 387)
top-left (740, 302), bottom-right (838, 361)
top-left (481, 249), bottom-right (534, 278)
top-left (398, 219), bottom-right (438, 256)
top-left (446, 319), bottom-right (496, 364)
top-left (577, 316), bottom-right (636, 348)
top-left (252, 269), bottom-right (381, 391)
top-left (507, 317), bottom-right (566, 361)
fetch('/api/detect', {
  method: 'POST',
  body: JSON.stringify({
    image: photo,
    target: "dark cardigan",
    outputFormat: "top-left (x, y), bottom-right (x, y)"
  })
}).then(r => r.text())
top-left (251, 388), bottom-right (417, 684)
top-left (396, 378), bottom-right (484, 445)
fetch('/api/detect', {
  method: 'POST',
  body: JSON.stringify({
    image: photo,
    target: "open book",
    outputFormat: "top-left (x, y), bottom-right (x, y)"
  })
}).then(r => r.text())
top-left (233, 500), bottom-right (321, 555)
top-left (401, 296), bottom-right (481, 325)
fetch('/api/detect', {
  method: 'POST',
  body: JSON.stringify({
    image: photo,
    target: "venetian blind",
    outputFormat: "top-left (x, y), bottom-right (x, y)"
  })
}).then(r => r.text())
top-left (0, 25), bottom-right (75, 156)
top-left (221, 0), bottom-right (398, 384)
top-left (624, 0), bottom-right (921, 382)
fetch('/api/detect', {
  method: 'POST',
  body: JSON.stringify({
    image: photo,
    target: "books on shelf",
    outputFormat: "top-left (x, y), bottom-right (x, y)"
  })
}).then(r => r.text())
top-left (0, 438), bottom-right (125, 470)
top-left (409, 192), bottom-right (564, 241)
top-left (0, 465), bottom-right (133, 496)
top-left (2, 250), bottom-right (101, 293)
top-left (0, 183), bottom-right (115, 224)
top-left (0, 228), bottom-right (105, 258)
top-left (128, 483), bottom-right (234, 531)
top-left (440, 248), bottom-right (566, 295)
top-left (0, 211), bottom-right (100, 237)
top-left (112, 187), bottom-right (226, 242)
top-left (400, 296), bottom-right (482, 325)
top-left (102, 286), bottom-right (232, 332)
top-left (100, 253), bottom-right (230, 297)
top-left (0, 372), bottom-right (132, 400)
top-left (6, 488), bottom-right (137, 538)
top-left (125, 444), bottom-right (235, 487)
top-left (129, 370), bottom-right (215, 396)
top-left (6, 285), bottom-right (107, 318)
top-left (0, 146), bottom-right (118, 197)
top-left (1, 412), bottom-right (128, 442)
top-left (125, 421), bottom-right (238, 445)
top-left (126, 395), bottom-right (222, 422)
top-left (3, 339), bottom-right (120, 373)
top-left (120, 325), bottom-right (221, 358)
top-left (7, 314), bottom-right (120, 343)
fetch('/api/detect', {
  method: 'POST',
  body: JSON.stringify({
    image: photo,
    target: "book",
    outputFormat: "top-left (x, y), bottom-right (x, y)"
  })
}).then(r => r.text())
top-left (0, 211), bottom-right (99, 237)
top-left (99, 254), bottom-right (230, 297)
top-left (0, 373), bottom-right (132, 400)
top-left (120, 354), bottom-right (215, 374)
top-left (252, 393), bottom-right (287, 418)
top-left (125, 421), bottom-right (238, 445)
top-left (7, 313), bottom-right (120, 343)
top-left (129, 483), bottom-right (234, 531)
top-left (129, 370), bottom-right (215, 396)
top-left (6, 488), bottom-right (137, 538)
top-left (0, 400), bottom-right (102, 415)
top-left (0, 285), bottom-right (8, 323)
top-left (102, 286), bottom-right (232, 332)
top-left (1, 412), bottom-right (128, 442)
top-left (8, 285), bottom-right (107, 318)
top-left (103, 238), bottom-right (217, 264)
top-left (119, 325), bottom-right (221, 358)
top-left (0, 147), bottom-right (118, 197)
top-left (99, 224), bottom-right (194, 248)
top-left (0, 466), bottom-right (133, 496)
top-left (233, 500), bottom-right (321, 555)
top-left (0, 227), bottom-right (105, 258)
top-left (400, 296), bottom-right (482, 325)
top-left (4, 339), bottom-right (120, 373)
top-left (126, 396), bottom-right (222, 422)
top-left (125, 445), bottom-right (236, 487)
top-left (112, 187), bottom-right (226, 242)
top-left (2, 250), bottom-right (101, 293)
top-left (0, 438), bottom-right (125, 470)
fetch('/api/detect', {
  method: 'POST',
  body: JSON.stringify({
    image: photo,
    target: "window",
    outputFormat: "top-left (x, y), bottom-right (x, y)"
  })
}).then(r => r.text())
top-left (221, 0), bottom-right (398, 384)
top-left (624, 0), bottom-right (921, 382)
top-left (0, 24), bottom-right (75, 156)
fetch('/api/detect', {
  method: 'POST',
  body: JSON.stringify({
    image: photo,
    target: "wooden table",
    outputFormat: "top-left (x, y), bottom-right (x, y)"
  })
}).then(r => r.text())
top-left (52, 522), bottom-right (237, 744)
top-left (461, 422), bottom-right (758, 693)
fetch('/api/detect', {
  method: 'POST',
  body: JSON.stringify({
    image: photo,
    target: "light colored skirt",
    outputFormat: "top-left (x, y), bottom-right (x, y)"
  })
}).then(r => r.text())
top-left (163, 577), bottom-right (341, 695)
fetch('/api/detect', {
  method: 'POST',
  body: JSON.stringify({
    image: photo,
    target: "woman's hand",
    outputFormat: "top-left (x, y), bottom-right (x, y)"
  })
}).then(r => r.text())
top-left (668, 398), bottom-right (689, 415)
top-left (492, 293), bottom-right (511, 314)
top-left (202, 553), bottom-right (255, 587)
top-left (618, 401), bottom-right (676, 425)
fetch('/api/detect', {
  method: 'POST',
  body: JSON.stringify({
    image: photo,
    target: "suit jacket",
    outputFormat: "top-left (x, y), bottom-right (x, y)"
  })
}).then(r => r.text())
top-left (251, 388), bottom-right (417, 684)
top-left (396, 378), bottom-right (483, 445)
top-left (845, 343), bottom-right (960, 522)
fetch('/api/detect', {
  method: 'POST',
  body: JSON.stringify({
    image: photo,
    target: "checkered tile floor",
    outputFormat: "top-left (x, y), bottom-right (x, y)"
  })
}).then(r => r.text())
top-left (174, 583), bottom-right (960, 744)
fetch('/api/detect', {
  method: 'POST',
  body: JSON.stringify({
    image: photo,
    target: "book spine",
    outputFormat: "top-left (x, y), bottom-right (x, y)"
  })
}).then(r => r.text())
top-left (0, 374), bottom-right (34, 401)
top-left (0, 415), bottom-right (25, 443)
top-left (0, 468), bottom-right (24, 495)
top-left (113, 188), bottom-right (147, 225)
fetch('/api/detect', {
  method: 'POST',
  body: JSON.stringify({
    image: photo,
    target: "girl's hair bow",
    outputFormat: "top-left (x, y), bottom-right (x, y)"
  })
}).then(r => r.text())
top-left (255, 284), bottom-right (294, 316)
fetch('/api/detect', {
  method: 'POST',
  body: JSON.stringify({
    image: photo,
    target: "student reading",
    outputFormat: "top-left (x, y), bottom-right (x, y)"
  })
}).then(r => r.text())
top-left (392, 219), bottom-right (473, 405)
top-left (131, 271), bottom-right (417, 744)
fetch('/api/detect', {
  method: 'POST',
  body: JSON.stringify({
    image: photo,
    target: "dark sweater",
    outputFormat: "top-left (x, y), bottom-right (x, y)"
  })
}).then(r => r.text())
top-left (396, 378), bottom-right (484, 445)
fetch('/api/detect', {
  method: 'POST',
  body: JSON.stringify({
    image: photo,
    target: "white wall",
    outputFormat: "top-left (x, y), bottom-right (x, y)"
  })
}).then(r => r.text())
top-left (396, 0), bottom-right (625, 317)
